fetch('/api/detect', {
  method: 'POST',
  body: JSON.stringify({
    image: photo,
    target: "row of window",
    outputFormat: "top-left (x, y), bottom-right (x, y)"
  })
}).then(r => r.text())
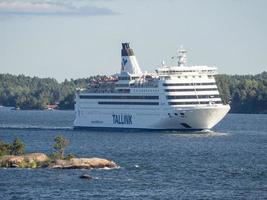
top-left (165, 88), bottom-right (218, 92)
top-left (115, 84), bottom-right (131, 87)
top-left (117, 89), bottom-right (130, 93)
top-left (80, 95), bottom-right (159, 99)
top-left (83, 100), bottom-right (223, 106)
top-left (132, 89), bottom-right (159, 93)
top-left (80, 94), bottom-right (219, 100)
top-left (118, 76), bottom-right (131, 80)
top-left (98, 102), bottom-right (159, 105)
top-left (169, 101), bottom-right (222, 105)
top-left (165, 75), bottom-right (213, 79)
top-left (157, 70), bottom-right (214, 73)
top-left (167, 95), bottom-right (220, 99)
top-left (118, 76), bottom-right (141, 80)
top-left (163, 82), bottom-right (216, 86)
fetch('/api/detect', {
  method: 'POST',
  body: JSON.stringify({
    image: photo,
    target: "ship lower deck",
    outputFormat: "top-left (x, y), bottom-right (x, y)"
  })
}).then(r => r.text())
top-left (74, 104), bottom-right (230, 131)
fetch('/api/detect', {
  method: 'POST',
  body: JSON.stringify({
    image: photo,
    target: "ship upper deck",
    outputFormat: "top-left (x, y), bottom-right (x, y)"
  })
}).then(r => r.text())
top-left (77, 74), bottom-right (159, 94)
top-left (77, 46), bottom-right (219, 95)
top-left (156, 66), bottom-right (217, 76)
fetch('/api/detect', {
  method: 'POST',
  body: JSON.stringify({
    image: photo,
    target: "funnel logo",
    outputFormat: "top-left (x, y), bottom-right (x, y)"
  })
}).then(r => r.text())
top-left (122, 58), bottom-right (128, 66)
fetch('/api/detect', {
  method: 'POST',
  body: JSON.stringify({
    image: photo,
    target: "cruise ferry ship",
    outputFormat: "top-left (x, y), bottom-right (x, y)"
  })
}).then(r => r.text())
top-left (74, 43), bottom-right (230, 131)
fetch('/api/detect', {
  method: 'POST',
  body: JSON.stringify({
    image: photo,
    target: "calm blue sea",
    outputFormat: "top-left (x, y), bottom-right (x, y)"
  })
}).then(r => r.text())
top-left (0, 110), bottom-right (266, 199)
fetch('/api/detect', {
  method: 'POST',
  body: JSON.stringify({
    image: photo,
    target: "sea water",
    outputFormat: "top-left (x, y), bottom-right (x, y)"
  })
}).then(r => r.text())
top-left (0, 110), bottom-right (266, 199)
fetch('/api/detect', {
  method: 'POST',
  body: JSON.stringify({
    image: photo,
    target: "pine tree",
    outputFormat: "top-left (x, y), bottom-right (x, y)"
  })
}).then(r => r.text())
top-left (10, 138), bottom-right (25, 156)
top-left (53, 135), bottom-right (69, 159)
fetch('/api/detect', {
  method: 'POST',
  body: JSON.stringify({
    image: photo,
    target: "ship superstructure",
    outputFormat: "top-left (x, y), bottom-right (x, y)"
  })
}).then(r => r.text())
top-left (74, 43), bottom-right (230, 131)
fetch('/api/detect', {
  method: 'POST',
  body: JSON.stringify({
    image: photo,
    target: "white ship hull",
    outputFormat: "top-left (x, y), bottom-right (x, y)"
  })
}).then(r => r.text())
top-left (74, 43), bottom-right (230, 132)
top-left (74, 104), bottom-right (230, 131)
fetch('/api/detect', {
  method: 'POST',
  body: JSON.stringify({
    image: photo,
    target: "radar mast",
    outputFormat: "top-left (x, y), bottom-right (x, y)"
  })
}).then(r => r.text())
top-left (178, 46), bottom-right (187, 66)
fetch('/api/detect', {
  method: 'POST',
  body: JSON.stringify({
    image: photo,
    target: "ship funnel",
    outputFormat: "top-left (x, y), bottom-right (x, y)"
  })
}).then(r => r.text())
top-left (121, 43), bottom-right (142, 75)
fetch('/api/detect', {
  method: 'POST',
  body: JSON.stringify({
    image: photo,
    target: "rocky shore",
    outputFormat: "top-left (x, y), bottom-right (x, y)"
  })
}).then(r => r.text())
top-left (49, 157), bottom-right (118, 169)
top-left (0, 153), bottom-right (118, 169)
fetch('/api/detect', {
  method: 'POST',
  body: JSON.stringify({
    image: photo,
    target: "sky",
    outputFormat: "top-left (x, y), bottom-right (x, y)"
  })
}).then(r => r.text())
top-left (0, 0), bottom-right (266, 81)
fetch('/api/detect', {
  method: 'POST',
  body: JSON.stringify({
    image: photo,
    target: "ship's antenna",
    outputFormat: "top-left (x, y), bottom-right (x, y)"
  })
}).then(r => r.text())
top-left (161, 60), bottom-right (165, 67)
top-left (178, 45), bottom-right (187, 66)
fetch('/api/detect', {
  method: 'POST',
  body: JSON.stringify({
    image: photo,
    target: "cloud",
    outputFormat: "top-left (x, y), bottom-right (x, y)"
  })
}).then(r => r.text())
top-left (0, 1), bottom-right (116, 16)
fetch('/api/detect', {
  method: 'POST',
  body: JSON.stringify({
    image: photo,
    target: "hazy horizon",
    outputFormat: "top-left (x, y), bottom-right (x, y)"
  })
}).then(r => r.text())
top-left (1, 0), bottom-right (266, 82)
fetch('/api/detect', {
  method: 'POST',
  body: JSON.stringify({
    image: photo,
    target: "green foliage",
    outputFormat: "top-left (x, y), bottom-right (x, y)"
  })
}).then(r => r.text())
top-left (53, 135), bottom-right (69, 160)
top-left (28, 161), bottom-right (37, 169)
top-left (0, 72), bottom-right (266, 113)
top-left (58, 94), bottom-right (75, 110)
top-left (0, 141), bottom-right (11, 156)
top-left (49, 152), bottom-right (61, 160)
top-left (50, 136), bottom-right (75, 161)
top-left (65, 153), bottom-right (76, 160)
top-left (16, 160), bottom-right (38, 168)
top-left (216, 71), bottom-right (267, 113)
top-left (17, 160), bottom-right (28, 168)
top-left (0, 74), bottom-right (107, 110)
top-left (10, 138), bottom-right (25, 156)
top-left (0, 138), bottom-right (25, 156)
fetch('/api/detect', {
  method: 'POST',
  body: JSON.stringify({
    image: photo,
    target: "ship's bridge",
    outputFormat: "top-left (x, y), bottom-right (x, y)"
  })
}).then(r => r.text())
top-left (156, 66), bottom-right (218, 76)
top-left (156, 46), bottom-right (218, 77)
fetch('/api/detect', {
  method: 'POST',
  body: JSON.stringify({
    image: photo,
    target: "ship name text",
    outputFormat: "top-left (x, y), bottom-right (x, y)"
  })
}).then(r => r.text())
top-left (112, 114), bottom-right (132, 125)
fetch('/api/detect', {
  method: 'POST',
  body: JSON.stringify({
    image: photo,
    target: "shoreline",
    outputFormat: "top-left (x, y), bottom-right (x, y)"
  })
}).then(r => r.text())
top-left (0, 153), bottom-right (118, 170)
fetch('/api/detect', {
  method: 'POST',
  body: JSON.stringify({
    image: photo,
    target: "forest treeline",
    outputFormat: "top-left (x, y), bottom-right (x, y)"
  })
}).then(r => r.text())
top-left (215, 72), bottom-right (266, 113)
top-left (0, 72), bottom-right (266, 113)
top-left (0, 74), bottom-right (99, 110)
